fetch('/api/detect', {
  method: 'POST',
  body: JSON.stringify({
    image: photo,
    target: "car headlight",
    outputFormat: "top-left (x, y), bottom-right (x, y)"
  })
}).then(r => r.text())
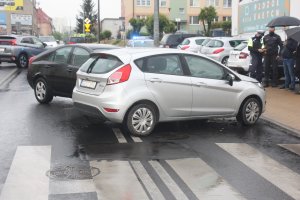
top-left (256, 82), bottom-right (264, 89)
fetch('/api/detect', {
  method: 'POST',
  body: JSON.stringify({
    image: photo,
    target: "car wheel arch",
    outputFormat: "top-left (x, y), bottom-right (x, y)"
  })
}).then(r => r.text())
top-left (123, 100), bottom-right (160, 123)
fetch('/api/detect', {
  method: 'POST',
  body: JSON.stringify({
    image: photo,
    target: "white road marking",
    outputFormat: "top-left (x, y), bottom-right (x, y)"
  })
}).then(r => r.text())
top-left (112, 128), bottom-right (128, 143)
top-left (217, 143), bottom-right (300, 200)
top-left (130, 161), bottom-right (165, 200)
top-left (0, 146), bottom-right (51, 200)
top-left (167, 158), bottom-right (245, 200)
top-left (50, 179), bottom-right (96, 195)
top-left (278, 144), bottom-right (300, 156)
top-left (90, 160), bottom-right (149, 200)
top-left (149, 160), bottom-right (188, 200)
top-left (130, 135), bottom-right (143, 143)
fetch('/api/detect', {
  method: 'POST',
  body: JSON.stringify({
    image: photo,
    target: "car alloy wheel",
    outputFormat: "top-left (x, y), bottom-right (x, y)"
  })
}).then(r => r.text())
top-left (18, 54), bottom-right (28, 68)
top-left (245, 101), bottom-right (260, 124)
top-left (132, 108), bottom-right (154, 134)
top-left (34, 78), bottom-right (53, 104)
top-left (237, 98), bottom-right (261, 125)
top-left (126, 103), bottom-right (157, 136)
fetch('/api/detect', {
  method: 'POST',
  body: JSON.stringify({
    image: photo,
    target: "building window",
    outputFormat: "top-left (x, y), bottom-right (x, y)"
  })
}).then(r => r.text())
top-left (190, 0), bottom-right (200, 7)
top-left (179, 8), bottom-right (185, 14)
top-left (160, 0), bottom-right (166, 7)
top-left (137, 15), bottom-right (147, 20)
top-left (223, 0), bottom-right (232, 8)
top-left (189, 16), bottom-right (199, 25)
top-left (206, 0), bottom-right (219, 6)
top-left (223, 16), bottom-right (231, 21)
top-left (136, 0), bottom-right (150, 6)
top-left (214, 17), bottom-right (219, 22)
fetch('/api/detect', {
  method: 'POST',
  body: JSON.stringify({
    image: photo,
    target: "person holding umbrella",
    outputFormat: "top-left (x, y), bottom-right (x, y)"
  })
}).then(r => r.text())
top-left (263, 26), bottom-right (283, 87)
top-left (248, 30), bottom-right (265, 82)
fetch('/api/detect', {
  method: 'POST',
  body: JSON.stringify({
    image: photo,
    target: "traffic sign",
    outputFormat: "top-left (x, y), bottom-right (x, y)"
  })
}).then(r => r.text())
top-left (85, 24), bottom-right (91, 32)
top-left (84, 18), bottom-right (91, 24)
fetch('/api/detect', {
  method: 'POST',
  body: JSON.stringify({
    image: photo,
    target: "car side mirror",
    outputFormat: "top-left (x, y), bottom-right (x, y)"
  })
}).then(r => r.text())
top-left (43, 42), bottom-right (47, 48)
top-left (56, 40), bottom-right (59, 44)
top-left (226, 74), bottom-right (235, 86)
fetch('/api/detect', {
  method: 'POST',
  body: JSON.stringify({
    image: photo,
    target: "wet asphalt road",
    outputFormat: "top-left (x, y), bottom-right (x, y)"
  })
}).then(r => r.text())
top-left (0, 69), bottom-right (300, 200)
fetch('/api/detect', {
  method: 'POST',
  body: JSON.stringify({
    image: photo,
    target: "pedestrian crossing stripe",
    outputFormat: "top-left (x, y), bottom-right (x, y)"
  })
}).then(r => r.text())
top-left (0, 143), bottom-right (299, 200)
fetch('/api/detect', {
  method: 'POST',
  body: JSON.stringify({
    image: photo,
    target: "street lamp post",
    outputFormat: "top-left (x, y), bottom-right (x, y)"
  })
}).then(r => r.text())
top-left (97, 0), bottom-right (101, 43)
top-left (153, 0), bottom-right (159, 46)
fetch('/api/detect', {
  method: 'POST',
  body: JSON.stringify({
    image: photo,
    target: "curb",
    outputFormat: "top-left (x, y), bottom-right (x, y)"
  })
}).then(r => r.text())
top-left (261, 116), bottom-right (300, 139)
top-left (0, 68), bottom-right (19, 87)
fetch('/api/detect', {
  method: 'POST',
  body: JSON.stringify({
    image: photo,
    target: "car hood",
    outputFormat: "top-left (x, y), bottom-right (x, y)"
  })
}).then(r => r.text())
top-left (238, 74), bottom-right (258, 83)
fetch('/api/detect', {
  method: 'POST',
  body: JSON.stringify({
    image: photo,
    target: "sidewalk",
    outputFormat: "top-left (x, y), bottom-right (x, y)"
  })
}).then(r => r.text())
top-left (262, 87), bottom-right (300, 137)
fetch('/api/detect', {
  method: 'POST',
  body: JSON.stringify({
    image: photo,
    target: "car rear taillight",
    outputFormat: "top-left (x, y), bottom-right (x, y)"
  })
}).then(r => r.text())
top-left (68, 42), bottom-right (76, 44)
top-left (10, 39), bottom-right (17, 45)
top-left (239, 52), bottom-right (249, 59)
top-left (181, 45), bottom-right (190, 50)
top-left (29, 56), bottom-right (36, 65)
top-left (103, 108), bottom-right (119, 113)
top-left (213, 48), bottom-right (225, 54)
top-left (107, 64), bottom-right (131, 85)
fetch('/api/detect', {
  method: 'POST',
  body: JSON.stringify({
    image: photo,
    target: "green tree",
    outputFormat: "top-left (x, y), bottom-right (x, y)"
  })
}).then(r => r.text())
top-left (221, 21), bottom-right (232, 35)
top-left (198, 6), bottom-right (217, 36)
top-left (52, 31), bottom-right (62, 41)
top-left (75, 0), bottom-right (98, 34)
top-left (129, 18), bottom-right (145, 35)
top-left (145, 14), bottom-right (175, 36)
top-left (102, 30), bottom-right (112, 40)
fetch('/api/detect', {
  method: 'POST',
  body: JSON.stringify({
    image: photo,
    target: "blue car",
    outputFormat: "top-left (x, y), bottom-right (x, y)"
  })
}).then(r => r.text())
top-left (0, 35), bottom-right (47, 68)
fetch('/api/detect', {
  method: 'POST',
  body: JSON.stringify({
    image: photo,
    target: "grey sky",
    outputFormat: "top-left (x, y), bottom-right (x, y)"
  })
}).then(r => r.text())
top-left (37, 0), bottom-right (121, 26)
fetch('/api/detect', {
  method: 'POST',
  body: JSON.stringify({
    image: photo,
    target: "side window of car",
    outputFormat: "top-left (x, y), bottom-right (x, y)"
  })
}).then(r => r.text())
top-left (53, 47), bottom-right (73, 64)
top-left (71, 47), bottom-right (90, 67)
top-left (32, 37), bottom-right (43, 46)
top-left (184, 55), bottom-right (225, 80)
top-left (145, 55), bottom-right (183, 76)
top-left (21, 37), bottom-right (33, 44)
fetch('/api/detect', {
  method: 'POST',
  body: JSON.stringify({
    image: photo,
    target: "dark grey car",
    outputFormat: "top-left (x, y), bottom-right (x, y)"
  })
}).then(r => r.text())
top-left (0, 35), bottom-right (47, 68)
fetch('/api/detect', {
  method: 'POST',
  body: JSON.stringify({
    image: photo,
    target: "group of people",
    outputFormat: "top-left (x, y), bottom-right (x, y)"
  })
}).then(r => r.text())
top-left (248, 26), bottom-right (300, 94)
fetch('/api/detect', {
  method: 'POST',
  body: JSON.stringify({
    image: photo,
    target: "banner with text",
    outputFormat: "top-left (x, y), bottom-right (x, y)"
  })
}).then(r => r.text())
top-left (0, 0), bottom-right (24, 11)
top-left (238, 0), bottom-right (290, 34)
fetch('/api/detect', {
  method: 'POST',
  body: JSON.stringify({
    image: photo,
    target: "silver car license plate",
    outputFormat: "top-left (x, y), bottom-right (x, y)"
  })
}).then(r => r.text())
top-left (80, 80), bottom-right (97, 89)
top-left (0, 48), bottom-right (4, 53)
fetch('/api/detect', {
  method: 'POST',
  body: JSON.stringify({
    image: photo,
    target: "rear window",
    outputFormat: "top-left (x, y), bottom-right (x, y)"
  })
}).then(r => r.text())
top-left (206, 40), bottom-right (224, 48)
top-left (229, 40), bottom-right (245, 47)
top-left (181, 39), bottom-right (190, 45)
top-left (0, 36), bottom-right (17, 45)
top-left (201, 39), bottom-right (211, 46)
top-left (80, 55), bottom-right (123, 74)
top-left (70, 37), bottom-right (85, 43)
top-left (161, 34), bottom-right (181, 44)
top-left (234, 42), bottom-right (247, 51)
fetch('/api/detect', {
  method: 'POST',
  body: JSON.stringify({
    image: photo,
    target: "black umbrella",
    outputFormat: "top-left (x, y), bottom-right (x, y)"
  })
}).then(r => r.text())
top-left (266, 16), bottom-right (300, 27)
top-left (285, 27), bottom-right (300, 43)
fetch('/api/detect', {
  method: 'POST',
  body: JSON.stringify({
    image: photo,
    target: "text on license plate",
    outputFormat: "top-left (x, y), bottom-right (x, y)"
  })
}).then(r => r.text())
top-left (80, 80), bottom-right (97, 89)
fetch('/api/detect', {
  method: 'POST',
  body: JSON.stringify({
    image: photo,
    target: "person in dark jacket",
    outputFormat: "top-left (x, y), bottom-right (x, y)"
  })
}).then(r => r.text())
top-left (295, 43), bottom-right (300, 94)
top-left (248, 30), bottom-right (265, 82)
top-left (263, 26), bottom-right (283, 87)
top-left (280, 38), bottom-right (297, 90)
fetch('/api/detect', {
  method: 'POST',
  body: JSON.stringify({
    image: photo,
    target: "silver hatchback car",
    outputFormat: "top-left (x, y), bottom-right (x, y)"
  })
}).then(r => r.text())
top-left (72, 48), bottom-right (266, 136)
top-left (201, 37), bottom-right (246, 66)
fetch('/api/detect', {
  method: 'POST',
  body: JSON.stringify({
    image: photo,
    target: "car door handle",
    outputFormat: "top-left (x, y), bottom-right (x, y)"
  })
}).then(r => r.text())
top-left (44, 65), bottom-right (52, 68)
top-left (149, 78), bottom-right (163, 83)
top-left (194, 82), bottom-right (207, 87)
top-left (67, 68), bottom-right (73, 72)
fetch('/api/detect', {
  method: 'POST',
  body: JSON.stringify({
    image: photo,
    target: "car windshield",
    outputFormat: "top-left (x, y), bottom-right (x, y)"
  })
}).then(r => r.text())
top-left (234, 42), bottom-right (247, 51)
top-left (206, 40), bottom-right (224, 48)
top-left (39, 36), bottom-right (55, 42)
top-left (80, 55), bottom-right (123, 74)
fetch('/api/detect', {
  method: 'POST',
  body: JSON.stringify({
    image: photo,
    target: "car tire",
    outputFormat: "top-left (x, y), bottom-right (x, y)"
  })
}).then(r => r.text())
top-left (125, 103), bottom-right (157, 137)
top-left (237, 98), bottom-right (261, 126)
top-left (34, 78), bottom-right (53, 104)
top-left (17, 53), bottom-right (28, 68)
top-left (221, 56), bottom-right (229, 66)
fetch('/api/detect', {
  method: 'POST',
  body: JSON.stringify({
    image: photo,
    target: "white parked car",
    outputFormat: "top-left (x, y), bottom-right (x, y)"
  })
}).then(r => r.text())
top-left (227, 41), bottom-right (251, 74)
top-left (177, 37), bottom-right (208, 53)
top-left (39, 36), bottom-right (59, 48)
top-left (72, 48), bottom-right (265, 136)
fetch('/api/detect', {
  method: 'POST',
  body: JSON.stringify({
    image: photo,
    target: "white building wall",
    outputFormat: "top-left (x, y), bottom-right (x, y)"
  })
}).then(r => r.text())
top-left (101, 19), bottom-right (124, 39)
